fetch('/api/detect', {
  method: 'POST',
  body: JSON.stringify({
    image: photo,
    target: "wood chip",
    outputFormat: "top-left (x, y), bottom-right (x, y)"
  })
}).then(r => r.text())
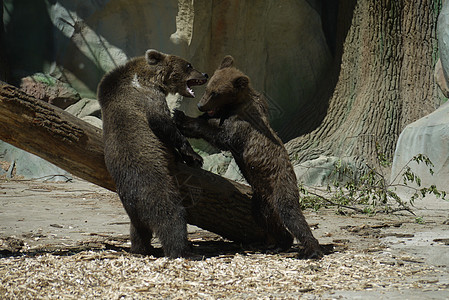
top-left (0, 250), bottom-right (444, 298)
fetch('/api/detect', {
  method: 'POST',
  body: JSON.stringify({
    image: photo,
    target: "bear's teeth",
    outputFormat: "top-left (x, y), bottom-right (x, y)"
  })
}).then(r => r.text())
top-left (187, 86), bottom-right (195, 97)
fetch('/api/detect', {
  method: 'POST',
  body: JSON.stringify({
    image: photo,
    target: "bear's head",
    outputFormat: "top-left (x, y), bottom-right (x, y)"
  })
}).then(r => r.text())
top-left (145, 49), bottom-right (208, 98)
top-left (197, 56), bottom-right (249, 116)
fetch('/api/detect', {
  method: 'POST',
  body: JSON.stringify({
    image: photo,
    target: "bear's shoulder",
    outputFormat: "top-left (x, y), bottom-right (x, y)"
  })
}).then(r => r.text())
top-left (97, 57), bottom-right (150, 103)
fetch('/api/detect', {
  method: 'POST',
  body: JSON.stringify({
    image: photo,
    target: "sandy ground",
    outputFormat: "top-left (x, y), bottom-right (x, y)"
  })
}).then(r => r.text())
top-left (1, 178), bottom-right (448, 299)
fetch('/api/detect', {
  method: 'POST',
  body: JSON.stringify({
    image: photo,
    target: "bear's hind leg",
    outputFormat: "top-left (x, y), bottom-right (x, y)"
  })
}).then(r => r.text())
top-left (254, 195), bottom-right (293, 252)
top-left (129, 223), bottom-right (154, 255)
top-left (270, 223), bottom-right (294, 252)
top-left (148, 189), bottom-right (189, 258)
top-left (277, 199), bottom-right (323, 259)
top-left (153, 206), bottom-right (189, 259)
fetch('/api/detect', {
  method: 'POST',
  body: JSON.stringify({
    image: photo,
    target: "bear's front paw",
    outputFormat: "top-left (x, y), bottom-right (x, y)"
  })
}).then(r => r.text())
top-left (182, 150), bottom-right (203, 168)
top-left (179, 142), bottom-right (203, 168)
top-left (173, 109), bottom-right (186, 126)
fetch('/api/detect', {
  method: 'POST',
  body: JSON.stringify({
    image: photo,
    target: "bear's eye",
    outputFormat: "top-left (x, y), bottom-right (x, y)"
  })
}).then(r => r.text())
top-left (186, 63), bottom-right (192, 71)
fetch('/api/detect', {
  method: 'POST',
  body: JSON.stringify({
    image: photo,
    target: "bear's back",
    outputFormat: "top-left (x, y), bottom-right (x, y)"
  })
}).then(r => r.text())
top-left (98, 58), bottom-right (172, 179)
top-left (97, 57), bottom-right (146, 105)
top-left (235, 117), bottom-right (296, 191)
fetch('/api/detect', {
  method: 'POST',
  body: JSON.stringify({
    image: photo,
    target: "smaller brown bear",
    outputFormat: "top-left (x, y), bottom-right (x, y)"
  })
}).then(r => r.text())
top-left (174, 56), bottom-right (322, 259)
top-left (98, 49), bottom-right (207, 258)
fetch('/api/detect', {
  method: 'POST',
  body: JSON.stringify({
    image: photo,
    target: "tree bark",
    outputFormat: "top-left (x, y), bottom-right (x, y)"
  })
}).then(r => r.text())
top-left (0, 82), bottom-right (265, 243)
top-left (286, 0), bottom-right (441, 168)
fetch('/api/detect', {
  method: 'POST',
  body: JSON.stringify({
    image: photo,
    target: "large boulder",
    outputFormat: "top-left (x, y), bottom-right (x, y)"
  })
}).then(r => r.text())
top-left (65, 98), bottom-right (102, 128)
top-left (390, 102), bottom-right (449, 188)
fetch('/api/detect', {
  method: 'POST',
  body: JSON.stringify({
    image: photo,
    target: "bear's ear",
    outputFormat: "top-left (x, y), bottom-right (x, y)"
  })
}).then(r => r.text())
top-left (146, 49), bottom-right (166, 65)
top-left (219, 55), bottom-right (234, 69)
top-left (233, 75), bottom-right (249, 90)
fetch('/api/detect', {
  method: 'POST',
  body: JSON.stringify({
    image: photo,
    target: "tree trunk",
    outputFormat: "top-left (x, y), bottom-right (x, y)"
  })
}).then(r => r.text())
top-left (0, 82), bottom-right (265, 243)
top-left (286, 0), bottom-right (441, 167)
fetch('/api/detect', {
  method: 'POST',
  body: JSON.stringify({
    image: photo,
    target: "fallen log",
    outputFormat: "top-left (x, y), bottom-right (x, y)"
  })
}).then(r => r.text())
top-left (0, 82), bottom-right (265, 243)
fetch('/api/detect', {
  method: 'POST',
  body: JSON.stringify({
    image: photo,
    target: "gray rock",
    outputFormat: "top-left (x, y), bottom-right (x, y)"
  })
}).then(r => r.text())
top-left (81, 116), bottom-right (103, 129)
top-left (224, 158), bottom-right (247, 184)
top-left (294, 156), bottom-right (360, 186)
top-left (202, 153), bottom-right (232, 175)
top-left (0, 142), bottom-right (71, 182)
top-left (434, 59), bottom-right (449, 98)
top-left (391, 101), bottom-right (449, 188)
top-left (65, 98), bottom-right (101, 119)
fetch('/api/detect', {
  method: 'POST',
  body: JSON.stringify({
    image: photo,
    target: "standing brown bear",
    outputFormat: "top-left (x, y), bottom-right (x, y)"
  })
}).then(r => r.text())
top-left (97, 49), bottom-right (207, 258)
top-left (174, 56), bottom-right (322, 259)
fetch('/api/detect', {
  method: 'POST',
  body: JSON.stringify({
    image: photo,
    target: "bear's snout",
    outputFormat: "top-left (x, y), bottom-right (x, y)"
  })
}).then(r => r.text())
top-left (197, 102), bottom-right (209, 112)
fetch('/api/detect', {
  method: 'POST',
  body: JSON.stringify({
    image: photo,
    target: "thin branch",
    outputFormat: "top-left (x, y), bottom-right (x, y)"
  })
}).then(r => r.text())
top-left (304, 190), bottom-right (366, 213)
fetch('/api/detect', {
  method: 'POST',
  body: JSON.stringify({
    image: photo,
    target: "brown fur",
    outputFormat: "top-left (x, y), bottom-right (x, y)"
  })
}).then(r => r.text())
top-left (98, 49), bottom-right (207, 258)
top-left (174, 56), bottom-right (322, 258)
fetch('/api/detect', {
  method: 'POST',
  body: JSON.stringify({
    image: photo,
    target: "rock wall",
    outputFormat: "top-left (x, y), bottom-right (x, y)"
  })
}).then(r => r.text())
top-left (4, 0), bottom-right (332, 134)
top-left (185, 0), bottom-right (332, 130)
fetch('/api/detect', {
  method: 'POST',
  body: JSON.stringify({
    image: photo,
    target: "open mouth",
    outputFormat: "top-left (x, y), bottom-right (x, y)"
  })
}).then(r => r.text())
top-left (198, 103), bottom-right (218, 117)
top-left (186, 78), bottom-right (207, 97)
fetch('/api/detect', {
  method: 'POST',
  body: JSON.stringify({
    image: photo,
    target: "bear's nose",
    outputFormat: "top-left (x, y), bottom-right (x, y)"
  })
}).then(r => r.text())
top-left (197, 103), bottom-right (205, 111)
top-left (203, 73), bottom-right (208, 79)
